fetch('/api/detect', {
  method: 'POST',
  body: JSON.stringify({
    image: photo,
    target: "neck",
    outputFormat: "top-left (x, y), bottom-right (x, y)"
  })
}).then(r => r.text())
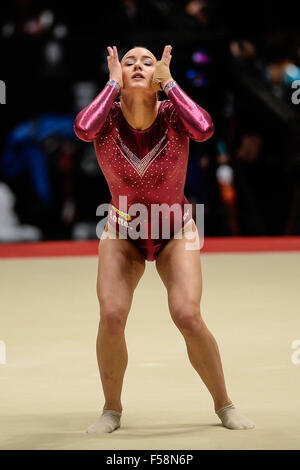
top-left (120, 91), bottom-right (159, 130)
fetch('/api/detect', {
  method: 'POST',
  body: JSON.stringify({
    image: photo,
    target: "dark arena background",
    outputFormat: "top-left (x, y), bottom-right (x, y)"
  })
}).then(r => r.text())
top-left (0, 0), bottom-right (300, 453)
top-left (1, 0), bottom-right (300, 241)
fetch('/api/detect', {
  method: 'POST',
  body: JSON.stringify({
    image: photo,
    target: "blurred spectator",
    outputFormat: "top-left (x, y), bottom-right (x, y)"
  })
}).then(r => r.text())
top-left (185, 0), bottom-right (215, 27)
top-left (261, 30), bottom-right (300, 101)
top-left (0, 180), bottom-right (41, 241)
top-left (232, 132), bottom-right (267, 235)
top-left (215, 140), bottom-right (239, 235)
top-left (229, 39), bottom-right (258, 72)
top-left (0, 115), bottom-right (77, 239)
top-left (1, 0), bottom-right (300, 241)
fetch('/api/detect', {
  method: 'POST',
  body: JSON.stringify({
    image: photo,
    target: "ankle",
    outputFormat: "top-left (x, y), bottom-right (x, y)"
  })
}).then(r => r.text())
top-left (103, 403), bottom-right (122, 413)
top-left (214, 399), bottom-right (233, 413)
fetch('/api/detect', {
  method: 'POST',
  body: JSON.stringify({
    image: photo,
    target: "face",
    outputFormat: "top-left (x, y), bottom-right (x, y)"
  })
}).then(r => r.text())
top-left (121, 47), bottom-right (157, 92)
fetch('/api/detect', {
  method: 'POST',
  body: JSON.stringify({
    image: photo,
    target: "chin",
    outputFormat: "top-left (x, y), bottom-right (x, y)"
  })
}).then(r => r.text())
top-left (131, 80), bottom-right (147, 85)
top-left (128, 84), bottom-right (150, 91)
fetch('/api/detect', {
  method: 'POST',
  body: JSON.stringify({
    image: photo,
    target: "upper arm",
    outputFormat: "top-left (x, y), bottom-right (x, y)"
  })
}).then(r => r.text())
top-left (163, 100), bottom-right (189, 137)
top-left (73, 101), bottom-right (117, 142)
top-left (163, 94), bottom-right (214, 143)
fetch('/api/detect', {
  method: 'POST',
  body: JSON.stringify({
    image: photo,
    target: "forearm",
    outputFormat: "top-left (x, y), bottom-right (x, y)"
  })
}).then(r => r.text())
top-left (164, 80), bottom-right (214, 142)
top-left (73, 79), bottom-right (120, 142)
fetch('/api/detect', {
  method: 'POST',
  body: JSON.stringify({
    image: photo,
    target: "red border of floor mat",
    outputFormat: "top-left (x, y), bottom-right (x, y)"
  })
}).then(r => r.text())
top-left (0, 237), bottom-right (299, 258)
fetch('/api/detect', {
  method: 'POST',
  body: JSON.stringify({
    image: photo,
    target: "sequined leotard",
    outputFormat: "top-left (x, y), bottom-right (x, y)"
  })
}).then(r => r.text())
top-left (74, 80), bottom-right (214, 261)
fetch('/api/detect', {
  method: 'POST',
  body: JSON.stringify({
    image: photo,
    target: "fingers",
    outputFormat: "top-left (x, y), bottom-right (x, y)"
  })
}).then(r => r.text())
top-left (107, 46), bottom-right (119, 61)
top-left (161, 45), bottom-right (172, 64)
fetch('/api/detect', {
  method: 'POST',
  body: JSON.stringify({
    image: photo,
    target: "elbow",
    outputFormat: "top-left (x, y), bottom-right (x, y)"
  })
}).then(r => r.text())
top-left (73, 121), bottom-right (94, 142)
top-left (194, 120), bottom-right (214, 142)
top-left (204, 120), bottom-right (214, 140)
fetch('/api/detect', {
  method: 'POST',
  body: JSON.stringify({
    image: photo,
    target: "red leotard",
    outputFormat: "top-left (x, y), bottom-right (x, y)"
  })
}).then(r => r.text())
top-left (74, 80), bottom-right (214, 261)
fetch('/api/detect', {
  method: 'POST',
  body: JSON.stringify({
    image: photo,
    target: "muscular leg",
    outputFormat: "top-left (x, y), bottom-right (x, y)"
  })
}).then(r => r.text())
top-left (155, 220), bottom-right (254, 429)
top-left (88, 223), bottom-right (145, 433)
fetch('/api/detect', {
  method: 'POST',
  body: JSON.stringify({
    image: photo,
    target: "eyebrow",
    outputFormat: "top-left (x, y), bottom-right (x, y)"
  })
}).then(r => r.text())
top-left (123, 55), bottom-right (154, 61)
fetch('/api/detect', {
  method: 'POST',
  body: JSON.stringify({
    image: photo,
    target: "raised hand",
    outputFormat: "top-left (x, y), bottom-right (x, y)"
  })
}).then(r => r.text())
top-left (152, 45), bottom-right (173, 91)
top-left (160, 45), bottom-right (172, 66)
top-left (107, 46), bottom-right (123, 88)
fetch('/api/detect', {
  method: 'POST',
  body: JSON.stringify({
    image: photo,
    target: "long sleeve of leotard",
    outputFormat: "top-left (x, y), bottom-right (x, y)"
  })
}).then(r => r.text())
top-left (165, 81), bottom-right (214, 142)
top-left (73, 82), bottom-right (119, 142)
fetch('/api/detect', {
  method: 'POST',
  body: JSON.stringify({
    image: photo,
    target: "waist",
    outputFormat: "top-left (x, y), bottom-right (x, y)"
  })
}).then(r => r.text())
top-left (108, 197), bottom-right (192, 238)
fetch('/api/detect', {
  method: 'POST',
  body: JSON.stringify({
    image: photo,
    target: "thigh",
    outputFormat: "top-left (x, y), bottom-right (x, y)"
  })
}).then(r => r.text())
top-left (97, 223), bottom-right (146, 312)
top-left (155, 219), bottom-right (202, 313)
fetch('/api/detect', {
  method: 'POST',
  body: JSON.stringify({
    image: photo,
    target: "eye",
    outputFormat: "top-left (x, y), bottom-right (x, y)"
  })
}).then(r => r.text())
top-left (125, 60), bottom-right (152, 66)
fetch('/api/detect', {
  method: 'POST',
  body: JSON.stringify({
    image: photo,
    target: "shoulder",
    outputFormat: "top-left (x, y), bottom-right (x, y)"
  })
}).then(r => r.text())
top-left (159, 99), bottom-right (172, 111)
top-left (160, 99), bottom-right (177, 121)
top-left (96, 101), bottom-right (120, 138)
top-left (110, 101), bottom-right (120, 117)
top-left (106, 101), bottom-right (120, 125)
top-left (159, 99), bottom-right (186, 134)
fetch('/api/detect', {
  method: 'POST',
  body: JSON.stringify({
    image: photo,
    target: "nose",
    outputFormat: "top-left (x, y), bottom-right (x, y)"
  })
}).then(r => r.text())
top-left (133, 61), bottom-right (143, 70)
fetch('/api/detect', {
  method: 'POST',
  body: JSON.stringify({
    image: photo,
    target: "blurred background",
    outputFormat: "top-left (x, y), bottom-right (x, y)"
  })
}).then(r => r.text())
top-left (1, 0), bottom-right (300, 242)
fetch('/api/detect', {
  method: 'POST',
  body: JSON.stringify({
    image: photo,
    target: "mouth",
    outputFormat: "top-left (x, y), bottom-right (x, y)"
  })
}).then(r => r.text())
top-left (131, 73), bottom-right (145, 80)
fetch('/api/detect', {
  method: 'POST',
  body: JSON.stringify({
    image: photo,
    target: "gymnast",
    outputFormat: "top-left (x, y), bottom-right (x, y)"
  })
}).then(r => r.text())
top-left (74, 44), bottom-right (255, 433)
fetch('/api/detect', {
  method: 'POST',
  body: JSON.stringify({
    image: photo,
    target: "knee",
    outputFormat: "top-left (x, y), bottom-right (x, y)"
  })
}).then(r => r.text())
top-left (99, 303), bottom-right (128, 335)
top-left (171, 304), bottom-right (205, 335)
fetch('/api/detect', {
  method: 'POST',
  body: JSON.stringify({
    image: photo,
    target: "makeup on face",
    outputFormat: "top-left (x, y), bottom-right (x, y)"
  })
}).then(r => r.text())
top-left (122, 53), bottom-right (156, 75)
top-left (122, 51), bottom-right (156, 86)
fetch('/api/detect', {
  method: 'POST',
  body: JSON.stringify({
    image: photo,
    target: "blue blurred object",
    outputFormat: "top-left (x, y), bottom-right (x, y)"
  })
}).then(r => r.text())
top-left (0, 114), bottom-right (76, 207)
top-left (186, 68), bottom-right (197, 79)
top-left (283, 64), bottom-right (300, 85)
top-left (186, 69), bottom-right (208, 87)
top-left (216, 140), bottom-right (228, 154)
top-left (186, 47), bottom-right (211, 88)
